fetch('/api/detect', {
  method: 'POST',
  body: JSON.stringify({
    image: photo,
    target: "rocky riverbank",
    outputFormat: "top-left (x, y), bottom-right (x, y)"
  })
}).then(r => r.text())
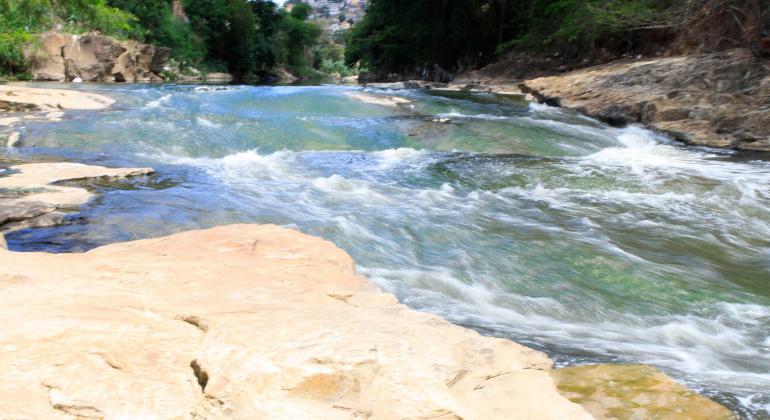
top-left (23, 32), bottom-right (234, 84)
top-left (446, 48), bottom-right (770, 152)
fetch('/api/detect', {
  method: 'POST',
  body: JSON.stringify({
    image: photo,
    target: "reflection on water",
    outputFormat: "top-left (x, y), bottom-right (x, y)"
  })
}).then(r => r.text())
top-left (3, 84), bottom-right (770, 417)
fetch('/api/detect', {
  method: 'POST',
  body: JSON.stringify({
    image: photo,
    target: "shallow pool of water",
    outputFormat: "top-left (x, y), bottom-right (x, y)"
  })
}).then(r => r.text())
top-left (3, 84), bottom-right (769, 417)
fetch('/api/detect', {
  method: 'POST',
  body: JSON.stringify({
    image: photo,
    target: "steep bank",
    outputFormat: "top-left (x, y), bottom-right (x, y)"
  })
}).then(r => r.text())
top-left (22, 32), bottom-right (235, 84)
top-left (25, 32), bottom-right (171, 83)
top-left (517, 49), bottom-right (770, 151)
top-left (0, 224), bottom-right (733, 418)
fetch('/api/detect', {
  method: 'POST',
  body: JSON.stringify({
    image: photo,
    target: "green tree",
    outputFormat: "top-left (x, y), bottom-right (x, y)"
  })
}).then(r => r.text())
top-left (226, 0), bottom-right (257, 75)
top-left (107, 0), bottom-right (203, 64)
top-left (276, 4), bottom-right (322, 74)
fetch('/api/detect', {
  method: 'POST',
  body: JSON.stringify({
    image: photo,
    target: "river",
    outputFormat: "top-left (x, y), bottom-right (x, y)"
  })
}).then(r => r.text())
top-left (2, 84), bottom-right (769, 418)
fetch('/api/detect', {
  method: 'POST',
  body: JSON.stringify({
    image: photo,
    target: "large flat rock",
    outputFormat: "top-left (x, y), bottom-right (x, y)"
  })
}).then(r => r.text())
top-left (0, 85), bottom-right (114, 111)
top-left (0, 224), bottom-right (593, 419)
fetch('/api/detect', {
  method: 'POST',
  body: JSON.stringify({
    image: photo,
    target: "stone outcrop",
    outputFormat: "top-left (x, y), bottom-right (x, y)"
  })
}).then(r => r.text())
top-left (553, 365), bottom-right (736, 419)
top-left (520, 49), bottom-right (770, 151)
top-left (0, 162), bottom-right (154, 233)
top-left (0, 224), bottom-right (594, 419)
top-left (25, 32), bottom-right (171, 83)
top-left (0, 85), bottom-right (114, 111)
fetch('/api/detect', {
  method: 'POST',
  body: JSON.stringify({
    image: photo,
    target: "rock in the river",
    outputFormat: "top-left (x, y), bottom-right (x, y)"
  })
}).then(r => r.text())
top-left (0, 162), bottom-right (153, 233)
top-left (520, 49), bottom-right (770, 151)
top-left (4, 132), bottom-right (20, 147)
top-left (25, 32), bottom-right (171, 83)
top-left (0, 224), bottom-right (594, 419)
top-left (0, 85), bottom-right (114, 111)
top-left (552, 364), bottom-right (737, 419)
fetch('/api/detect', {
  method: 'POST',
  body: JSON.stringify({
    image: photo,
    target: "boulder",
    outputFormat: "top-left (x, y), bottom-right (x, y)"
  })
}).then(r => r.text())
top-left (26, 32), bottom-right (173, 83)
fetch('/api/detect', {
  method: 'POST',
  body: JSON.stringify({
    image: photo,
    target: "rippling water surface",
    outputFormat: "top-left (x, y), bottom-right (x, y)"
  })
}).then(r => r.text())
top-left (3, 84), bottom-right (769, 417)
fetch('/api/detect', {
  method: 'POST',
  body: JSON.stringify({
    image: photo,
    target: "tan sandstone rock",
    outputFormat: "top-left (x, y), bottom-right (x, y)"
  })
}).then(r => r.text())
top-left (0, 224), bottom-right (593, 419)
top-left (0, 162), bottom-right (153, 232)
top-left (25, 32), bottom-right (171, 83)
top-left (520, 49), bottom-right (770, 151)
top-left (0, 85), bottom-right (114, 111)
top-left (346, 91), bottom-right (412, 108)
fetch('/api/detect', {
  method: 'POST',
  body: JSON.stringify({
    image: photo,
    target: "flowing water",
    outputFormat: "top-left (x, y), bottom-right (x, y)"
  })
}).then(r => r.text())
top-left (3, 84), bottom-right (769, 417)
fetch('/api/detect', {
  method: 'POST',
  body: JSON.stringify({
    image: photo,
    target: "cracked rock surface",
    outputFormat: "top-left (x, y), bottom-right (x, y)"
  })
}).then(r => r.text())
top-left (0, 224), bottom-right (592, 419)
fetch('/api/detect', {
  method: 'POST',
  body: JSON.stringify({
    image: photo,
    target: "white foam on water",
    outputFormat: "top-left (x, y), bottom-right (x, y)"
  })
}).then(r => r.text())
top-left (416, 183), bottom-right (457, 202)
top-left (196, 116), bottom-right (221, 129)
top-left (373, 147), bottom-right (427, 161)
top-left (193, 86), bottom-right (245, 93)
top-left (311, 174), bottom-right (390, 202)
top-left (435, 112), bottom-right (510, 121)
top-left (220, 150), bottom-right (300, 181)
top-left (145, 93), bottom-right (172, 108)
top-left (586, 126), bottom-right (700, 171)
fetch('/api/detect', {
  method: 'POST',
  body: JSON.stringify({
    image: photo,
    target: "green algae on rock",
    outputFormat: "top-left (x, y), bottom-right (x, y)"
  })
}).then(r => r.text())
top-left (552, 364), bottom-right (736, 419)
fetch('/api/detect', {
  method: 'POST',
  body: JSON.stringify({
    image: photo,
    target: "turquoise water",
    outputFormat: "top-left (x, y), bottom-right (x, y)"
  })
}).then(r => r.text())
top-left (3, 84), bottom-right (769, 417)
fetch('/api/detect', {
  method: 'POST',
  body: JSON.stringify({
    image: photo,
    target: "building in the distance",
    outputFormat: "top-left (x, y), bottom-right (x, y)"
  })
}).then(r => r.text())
top-left (288, 0), bottom-right (367, 29)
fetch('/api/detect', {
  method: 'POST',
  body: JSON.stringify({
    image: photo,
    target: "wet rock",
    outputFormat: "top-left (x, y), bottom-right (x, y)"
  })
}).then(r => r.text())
top-left (552, 364), bottom-right (736, 419)
top-left (345, 91), bottom-right (412, 107)
top-left (5, 132), bottom-right (20, 147)
top-left (0, 201), bottom-right (56, 227)
top-left (0, 162), bottom-right (153, 233)
top-left (521, 49), bottom-right (770, 151)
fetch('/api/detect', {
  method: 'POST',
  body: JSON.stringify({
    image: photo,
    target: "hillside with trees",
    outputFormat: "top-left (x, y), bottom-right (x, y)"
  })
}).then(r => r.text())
top-left (345, 0), bottom-right (769, 80)
top-left (0, 0), bottom-right (327, 81)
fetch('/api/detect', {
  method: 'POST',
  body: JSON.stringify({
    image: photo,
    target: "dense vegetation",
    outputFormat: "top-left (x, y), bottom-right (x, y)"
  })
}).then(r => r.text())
top-left (346, 0), bottom-right (769, 76)
top-left (0, 0), bottom-right (327, 80)
top-left (2, 0), bottom-right (766, 81)
top-left (0, 0), bottom-right (137, 77)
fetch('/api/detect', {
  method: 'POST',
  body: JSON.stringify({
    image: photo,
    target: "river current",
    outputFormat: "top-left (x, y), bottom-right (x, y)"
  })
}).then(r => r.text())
top-left (3, 84), bottom-right (769, 417)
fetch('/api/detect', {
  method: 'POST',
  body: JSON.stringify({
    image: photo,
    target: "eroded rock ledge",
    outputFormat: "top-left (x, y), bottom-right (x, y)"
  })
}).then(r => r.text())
top-left (0, 224), bottom-right (593, 419)
top-left (520, 49), bottom-right (770, 151)
top-left (0, 162), bottom-right (154, 234)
